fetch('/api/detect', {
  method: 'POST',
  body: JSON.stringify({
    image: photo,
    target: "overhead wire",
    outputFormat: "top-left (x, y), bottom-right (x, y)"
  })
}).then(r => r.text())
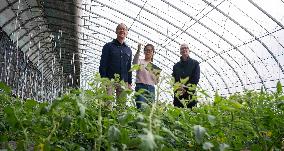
top-left (128, 0), bottom-right (148, 30)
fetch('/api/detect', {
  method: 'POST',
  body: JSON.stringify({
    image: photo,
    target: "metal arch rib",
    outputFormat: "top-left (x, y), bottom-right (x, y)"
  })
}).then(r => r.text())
top-left (124, 0), bottom-right (244, 89)
top-left (96, 0), bottom-right (236, 92)
top-left (86, 13), bottom-right (219, 93)
top-left (201, 0), bottom-right (284, 81)
top-left (1, 6), bottom-right (44, 31)
top-left (29, 32), bottom-right (216, 92)
top-left (32, 3), bottom-right (221, 93)
top-left (160, 0), bottom-right (270, 90)
top-left (0, 0), bottom-right (18, 14)
top-left (20, 4), bottom-right (221, 93)
top-left (75, 3), bottom-right (230, 94)
top-left (3, 5), bottom-right (79, 81)
top-left (158, 0), bottom-right (265, 88)
top-left (3, 2), bottom-right (222, 92)
top-left (248, 0), bottom-right (284, 29)
top-left (22, 20), bottom-right (217, 92)
top-left (200, 12), bottom-right (275, 89)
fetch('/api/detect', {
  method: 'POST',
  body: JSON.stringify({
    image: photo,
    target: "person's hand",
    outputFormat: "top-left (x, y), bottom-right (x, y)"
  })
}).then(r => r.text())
top-left (177, 85), bottom-right (186, 95)
top-left (128, 83), bottom-right (132, 90)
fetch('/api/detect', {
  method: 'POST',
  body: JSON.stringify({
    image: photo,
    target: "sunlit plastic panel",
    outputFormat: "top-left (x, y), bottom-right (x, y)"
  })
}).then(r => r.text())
top-left (72, 0), bottom-right (284, 100)
top-left (251, 0), bottom-right (284, 25)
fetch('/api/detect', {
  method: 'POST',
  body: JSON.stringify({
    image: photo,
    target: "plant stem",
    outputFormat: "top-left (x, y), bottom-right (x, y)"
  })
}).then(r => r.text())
top-left (46, 120), bottom-right (58, 142)
top-left (247, 93), bottom-right (266, 149)
top-left (97, 100), bottom-right (102, 151)
top-left (148, 76), bottom-right (163, 131)
top-left (96, 81), bottom-right (102, 151)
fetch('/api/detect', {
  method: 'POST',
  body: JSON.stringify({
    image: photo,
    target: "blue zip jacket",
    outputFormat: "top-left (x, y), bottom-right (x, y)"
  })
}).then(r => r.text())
top-left (99, 39), bottom-right (132, 84)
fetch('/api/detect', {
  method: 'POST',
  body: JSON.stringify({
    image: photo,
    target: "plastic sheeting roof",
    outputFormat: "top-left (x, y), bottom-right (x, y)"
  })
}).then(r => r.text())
top-left (1, 0), bottom-right (284, 101)
top-left (78, 0), bottom-right (284, 101)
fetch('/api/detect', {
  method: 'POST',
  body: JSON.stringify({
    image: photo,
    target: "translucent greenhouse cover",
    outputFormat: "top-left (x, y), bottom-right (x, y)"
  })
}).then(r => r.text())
top-left (0, 0), bottom-right (283, 102)
top-left (77, 0), bottom-right (284, 103)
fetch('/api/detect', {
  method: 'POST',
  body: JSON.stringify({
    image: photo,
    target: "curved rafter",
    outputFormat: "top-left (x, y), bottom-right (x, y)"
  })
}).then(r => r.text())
top-left (201, 0), bottom-right (284, 75)
top-left (74, 3), bottom-right (230, 93)
top-left (0, 0), bottom-right (283, 101)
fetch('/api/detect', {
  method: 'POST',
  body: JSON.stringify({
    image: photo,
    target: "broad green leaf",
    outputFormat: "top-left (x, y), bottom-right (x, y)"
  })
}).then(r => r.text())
top-left (77, 102), bottom-right (86, 118)
top-left (114, 74), bottom-right (121, 81)
top-left (96, 93), bottom-right (114, 100)
top-left (4, 107), bottom-right (18, 129)
top-left (199, 89), bottom-right (210, 98)
top-left (193, 125), bottom-right (206, 144)
top-left (24, 99), bottom-right (37, 110)
top-left (118, 112), bottom-right (132, 125)
top-left (260, 86), bottom-right (265, 94)
top-left (154, 134), bottom-right (164, 142)
top-left (16, 140), bottom-right (26, 150)
top-left (122, 144), bottom-right (127, 150)
top-left (130, 64), bottom-right (141, 72)
top-left (108, 126), bottom-right (121, 142)
top-left (110, 146), bottom-right (118, 151)
top-left (277, 100), bottom-right (284, 108)
top-left (40, 105), bottom-right (49, 115)
top-left (139, 129), bottom-right (157, 151)
top-left (172, 82), bottom-right (182, 92)
top-left (187, 84), bottom-right (197, 91)
top-left (161, 127), bottom-right (177, 140)
top-left (202, 142), bottom-right (214, 150)
top-left (62, 115), bottom-right (72, 129)
top-left (136, 113), bottom-right (144, 122)
top-left (219, 143), bottom-right (230, 151)
top-left (276, 81), bottom-right (282, 94)
top-left (180, 77), bottom-right (189, 85)
top-left (220, 105), bottom-right (235, 111)
top-left (231, 101), bottom-right (242, 109)
top-left (137, 122), bottom-right (148, 128)
top-left (214, 91), bottom-right (222, 105)
top-left (85, 90), bottom-right (95, 96)
top-left (70, 89), bottom-right (81, 95)
top-left (120, 128), bottom-right (130, 144)
top-left (0, 134), bottom-right (8, 142)
top-left (207, 115), bottom-right (216, 125)
top-left (0, 82), bottom-right (11, 94)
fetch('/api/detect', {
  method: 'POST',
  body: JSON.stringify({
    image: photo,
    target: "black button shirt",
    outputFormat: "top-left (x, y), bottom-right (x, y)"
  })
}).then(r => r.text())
top-left (99, 39), bottom-right (132, 84)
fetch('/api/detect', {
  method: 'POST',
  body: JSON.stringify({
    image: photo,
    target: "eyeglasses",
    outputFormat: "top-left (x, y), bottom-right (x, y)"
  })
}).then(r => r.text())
top-left (144, 49), bottom-right (153, 52)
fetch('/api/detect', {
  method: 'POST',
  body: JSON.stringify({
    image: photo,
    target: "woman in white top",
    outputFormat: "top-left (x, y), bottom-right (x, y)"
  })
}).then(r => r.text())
top-left (133, 43), bottom-right (161, 109)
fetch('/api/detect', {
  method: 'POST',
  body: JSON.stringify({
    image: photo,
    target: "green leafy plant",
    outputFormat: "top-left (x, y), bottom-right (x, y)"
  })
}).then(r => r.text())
top-left (0, 76), bottom-right (283, 150)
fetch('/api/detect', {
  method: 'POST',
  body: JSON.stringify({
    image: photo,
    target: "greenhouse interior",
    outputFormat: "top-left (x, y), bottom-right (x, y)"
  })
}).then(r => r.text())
top-left (0, 0), bottom-right (284, 150)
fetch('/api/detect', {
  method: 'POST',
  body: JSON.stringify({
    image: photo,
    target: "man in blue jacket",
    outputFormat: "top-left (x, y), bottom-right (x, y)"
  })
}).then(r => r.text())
top-left (172, 43), bottom-right (200, 108)
top-left (99, 23), bottom-right (132, 99)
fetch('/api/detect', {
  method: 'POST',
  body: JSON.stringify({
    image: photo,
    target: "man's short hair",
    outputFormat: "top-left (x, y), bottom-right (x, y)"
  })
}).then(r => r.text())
top-left (116, 23), bottom-right (128, 31)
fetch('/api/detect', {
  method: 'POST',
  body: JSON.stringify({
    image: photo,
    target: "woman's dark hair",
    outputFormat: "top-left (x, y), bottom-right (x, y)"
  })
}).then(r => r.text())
top-left (144, 44), bottom-right (155, 62)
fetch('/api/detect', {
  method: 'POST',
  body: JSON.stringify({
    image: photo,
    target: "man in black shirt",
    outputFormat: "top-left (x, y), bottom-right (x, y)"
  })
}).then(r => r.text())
top-left (172, 43), bottom-right (200, 108)
top-left (99, 23), bottom-right (132, 100)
